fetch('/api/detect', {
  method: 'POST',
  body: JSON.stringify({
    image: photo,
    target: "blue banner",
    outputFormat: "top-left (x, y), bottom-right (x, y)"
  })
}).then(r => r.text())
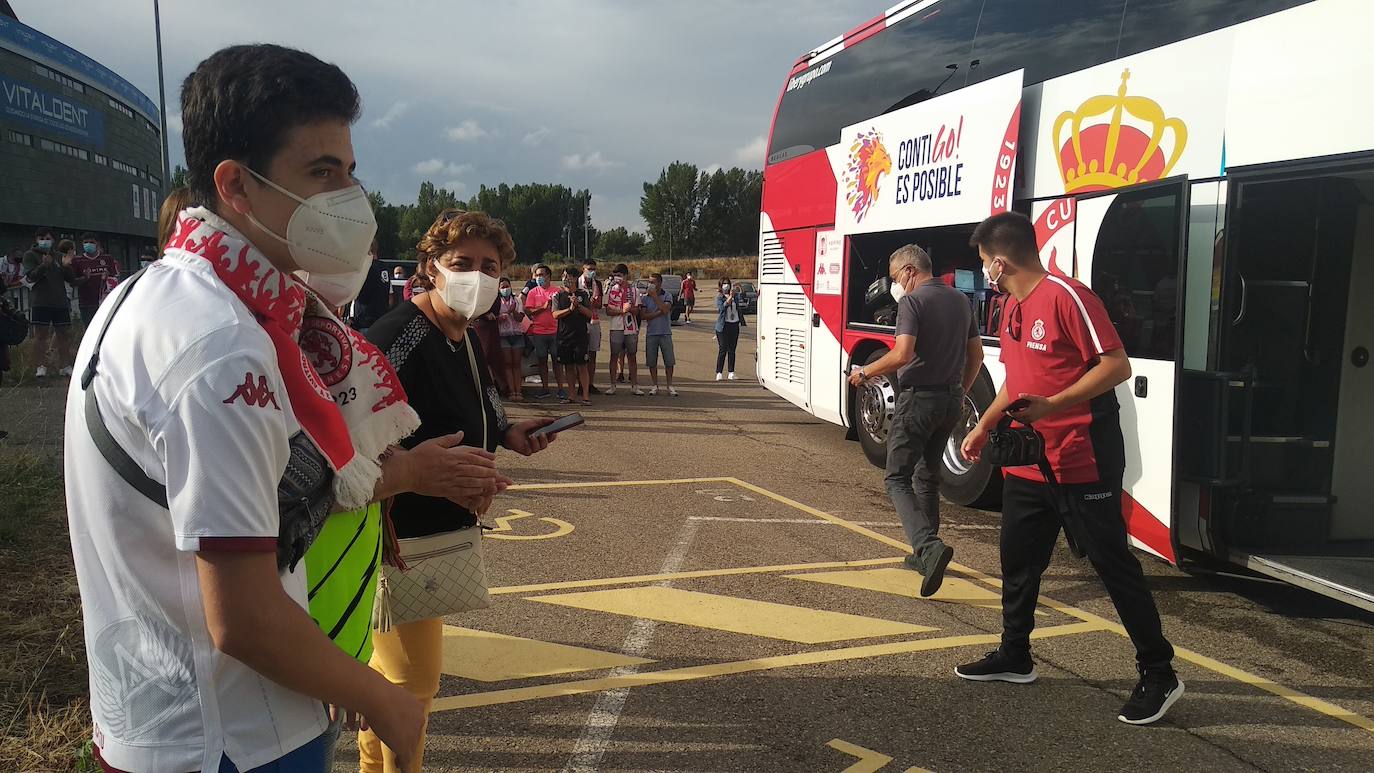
top-left (0, 15), bottom-right (159, 123)
top-left (1, 74), bottom-right (104, 147)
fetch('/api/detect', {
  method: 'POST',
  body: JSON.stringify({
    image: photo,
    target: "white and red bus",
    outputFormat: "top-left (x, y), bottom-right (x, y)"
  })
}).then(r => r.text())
top-left (756, 0), bottom-right (1374, 611)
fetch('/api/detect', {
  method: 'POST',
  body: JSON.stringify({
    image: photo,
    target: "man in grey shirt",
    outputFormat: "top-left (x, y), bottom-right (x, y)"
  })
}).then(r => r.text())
top-left (849, 245), bottom-right (983, 596)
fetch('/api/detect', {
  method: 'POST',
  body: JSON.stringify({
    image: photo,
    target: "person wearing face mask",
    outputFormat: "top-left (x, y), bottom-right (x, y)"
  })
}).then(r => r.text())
top-left (360, 209), bottom-right (557, 772)
top-left (24, 229), bottom-right (79, 378)
top-left (71, 233), bottom-right (121, 325)
top-left (848, 245), bottom-right (982, 597)
top-left (578, 258), bottom-right (604, 393)
top-left (495, 277), bottom-right (527, 401)
top-left (714, 277), bottom-right (747, 380)
top-left (958, 212), bottom-right (1179, 725)
top-left (61, 45), bottom-right (511, 772)
top-left (523, 263), bottom-right (560, 398)
top-left (554, 265), bottom-right (595, 404)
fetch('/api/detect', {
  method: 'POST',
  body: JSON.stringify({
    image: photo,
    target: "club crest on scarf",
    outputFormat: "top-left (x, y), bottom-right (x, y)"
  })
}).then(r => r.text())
top-left (165, 209), bottom-right (420, 510)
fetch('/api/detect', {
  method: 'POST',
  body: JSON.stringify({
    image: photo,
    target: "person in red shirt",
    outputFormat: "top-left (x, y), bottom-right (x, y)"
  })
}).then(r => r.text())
top-left (681, 272), bottom-right (697, 322)
top-left (523, 264), bottom-right (560, 398)
top-left (72, 233), bottom-right (121, 325)
top-left (959, 212), bottom-right (1180, 726)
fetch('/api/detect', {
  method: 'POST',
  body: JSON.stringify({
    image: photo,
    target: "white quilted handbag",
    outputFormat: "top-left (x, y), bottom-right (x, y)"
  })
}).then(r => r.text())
top-left (373, 330), bottom-right (492, 632)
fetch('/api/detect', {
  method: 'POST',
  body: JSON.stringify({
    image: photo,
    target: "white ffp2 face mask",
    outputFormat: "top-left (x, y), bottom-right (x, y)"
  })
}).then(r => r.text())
top-left (435, 265), bottom-right (500, 319)
top-left (297, 263), bottom-right (371, 307)
top-left (244, 167), bottom-right (378, 276)
top-left (889, 279), bottom-right (906, 303)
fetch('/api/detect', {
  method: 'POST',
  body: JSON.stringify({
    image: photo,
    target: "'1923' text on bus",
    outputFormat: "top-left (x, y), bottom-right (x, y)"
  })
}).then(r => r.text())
top-left (756, 0), bottom-right (1374, 611)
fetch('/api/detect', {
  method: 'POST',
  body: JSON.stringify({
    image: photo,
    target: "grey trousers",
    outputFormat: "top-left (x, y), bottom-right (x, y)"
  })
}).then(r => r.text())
top-left (884, 386), bottom-right (963, 560)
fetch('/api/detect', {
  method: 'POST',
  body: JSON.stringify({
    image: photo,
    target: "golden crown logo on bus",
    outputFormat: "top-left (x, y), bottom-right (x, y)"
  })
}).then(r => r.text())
top-left (1053, 69), bottom-right (1188, 194)
top-left (844, 128), bottom-right (891, 223)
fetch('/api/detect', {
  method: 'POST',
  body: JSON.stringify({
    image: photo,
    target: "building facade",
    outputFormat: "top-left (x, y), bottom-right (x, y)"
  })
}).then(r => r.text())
top-left (0, 14), bottom-right (162, 272)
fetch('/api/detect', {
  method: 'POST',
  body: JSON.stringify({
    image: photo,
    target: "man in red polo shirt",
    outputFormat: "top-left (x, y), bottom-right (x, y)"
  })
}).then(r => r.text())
top-left (958, 212), bottom-right (1180, 726)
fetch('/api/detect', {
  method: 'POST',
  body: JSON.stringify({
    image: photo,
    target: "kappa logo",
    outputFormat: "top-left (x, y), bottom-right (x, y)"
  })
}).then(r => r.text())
top-left (1031, 319), bottom-right (1046, 341)
top-left (223, 372), bottom-right (281, 409)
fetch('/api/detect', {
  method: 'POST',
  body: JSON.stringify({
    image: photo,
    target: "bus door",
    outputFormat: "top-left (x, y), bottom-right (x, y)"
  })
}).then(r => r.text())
top-left (758, 227), bottom-right (815, 412)
top-left (1179, 166), bottom-right (1374, 610)
top-left (1072, 180), bottom-right (1189, 562)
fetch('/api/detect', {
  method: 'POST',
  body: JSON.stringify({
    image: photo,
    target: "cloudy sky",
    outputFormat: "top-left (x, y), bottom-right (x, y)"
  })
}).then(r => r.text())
top-left (13, 0), bottom-right (869, 230)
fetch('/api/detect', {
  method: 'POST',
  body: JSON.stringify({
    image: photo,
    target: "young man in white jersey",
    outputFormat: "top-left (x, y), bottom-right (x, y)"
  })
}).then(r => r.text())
top-left (61, 44), bottom-right (508, 771)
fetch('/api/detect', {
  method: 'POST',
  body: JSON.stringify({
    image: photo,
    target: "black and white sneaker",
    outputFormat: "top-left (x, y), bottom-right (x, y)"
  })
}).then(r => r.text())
top-left (1117, 670), bottom-right (1184, 725)
top-left (955, 649), bottom-right (1038, 684)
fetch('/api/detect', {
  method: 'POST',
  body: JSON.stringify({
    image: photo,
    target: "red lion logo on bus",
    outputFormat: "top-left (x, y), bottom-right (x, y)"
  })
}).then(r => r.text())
top-left (844, 129), bottom-right (891, 223)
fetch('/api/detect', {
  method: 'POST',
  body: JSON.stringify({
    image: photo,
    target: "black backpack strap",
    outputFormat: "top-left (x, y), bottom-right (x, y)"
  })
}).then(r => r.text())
top-left (81, 270), bottom-right (170, 509)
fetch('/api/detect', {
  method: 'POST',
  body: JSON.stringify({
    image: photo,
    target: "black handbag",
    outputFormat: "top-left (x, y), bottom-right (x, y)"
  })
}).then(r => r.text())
top-left (0, 297), bottom-right (28, 346)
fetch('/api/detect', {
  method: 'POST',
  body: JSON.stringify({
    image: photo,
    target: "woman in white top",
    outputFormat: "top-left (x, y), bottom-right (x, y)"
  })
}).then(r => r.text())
top-left (714, 277), bottom-right (746, 380)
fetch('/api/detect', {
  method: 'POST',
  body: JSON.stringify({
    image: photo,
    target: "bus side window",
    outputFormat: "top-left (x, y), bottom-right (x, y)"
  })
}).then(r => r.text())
top-left (1090, 189), bottom-right (1183, 360)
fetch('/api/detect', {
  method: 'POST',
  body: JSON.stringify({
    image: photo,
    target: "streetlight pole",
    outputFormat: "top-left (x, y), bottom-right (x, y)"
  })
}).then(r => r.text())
top-left (154, 0), bottom-right (171, 195)
top-left (583, 194), bottom-right (588, 261)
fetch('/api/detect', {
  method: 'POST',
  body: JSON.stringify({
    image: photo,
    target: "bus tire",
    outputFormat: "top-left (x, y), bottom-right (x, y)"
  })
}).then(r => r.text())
top-left (855, 349), bottom-right (896, 468)
top-left (941, 371), bottom-right (1003, 510)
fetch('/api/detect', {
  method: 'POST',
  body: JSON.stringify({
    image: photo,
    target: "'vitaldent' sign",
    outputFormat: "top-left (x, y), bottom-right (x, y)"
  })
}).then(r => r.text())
top-left (830, 70), bottom-right (1023, 236)
top-left (1, 75), bottom-right (104, 147)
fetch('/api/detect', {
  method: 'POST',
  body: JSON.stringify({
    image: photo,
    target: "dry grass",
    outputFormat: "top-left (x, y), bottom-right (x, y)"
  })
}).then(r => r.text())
top-left (0, 447), bottom-right (92, 772)
top-left (506, 256), bottom-right (758, 282)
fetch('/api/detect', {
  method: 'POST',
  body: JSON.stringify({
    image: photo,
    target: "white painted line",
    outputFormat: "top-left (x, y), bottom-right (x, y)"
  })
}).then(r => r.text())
top-left (564, 518), bottom-right (700, 772)
top-left (687, 516), bottom-right (901, 526)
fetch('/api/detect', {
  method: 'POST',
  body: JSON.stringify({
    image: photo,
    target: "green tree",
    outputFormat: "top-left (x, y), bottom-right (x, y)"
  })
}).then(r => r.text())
top-left (367, 190), bottom-right (405, 259)
top-left (170, 164), bottom-right (189, 190)
top-left (400, 181), bottom-right (461, 249)
top-left (640, 162), bottom-right (702, 258)
top-left (467, 183), bottom-right (595, 262)
top-left (594, 226), bottom-right (646, 258)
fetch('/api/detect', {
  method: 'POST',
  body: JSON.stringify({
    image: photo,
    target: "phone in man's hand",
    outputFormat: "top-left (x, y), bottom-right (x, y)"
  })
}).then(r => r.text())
top-left (529, 413), bottom-right (585, 439)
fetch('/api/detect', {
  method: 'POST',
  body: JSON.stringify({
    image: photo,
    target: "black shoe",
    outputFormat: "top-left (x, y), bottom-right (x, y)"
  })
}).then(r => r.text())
top-left (590, 385), bottom-right (602, 394)
top-left (955, 649), bottom-right (1037, 684)
top-left (919, 543), bottom-right (954, 598)
top-left (1118, 669), bottom-right (1184, 725)
top-left (616, 374), bottom-right (626, 383)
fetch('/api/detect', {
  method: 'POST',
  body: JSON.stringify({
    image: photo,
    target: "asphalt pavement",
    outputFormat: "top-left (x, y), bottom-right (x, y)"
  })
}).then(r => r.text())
top-left (325, 321), bottom-right (1374, 772)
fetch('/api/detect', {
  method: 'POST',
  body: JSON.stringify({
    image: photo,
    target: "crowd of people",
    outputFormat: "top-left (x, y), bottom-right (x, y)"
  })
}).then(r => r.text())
top-left (33, 29), bottom-right (1185, 773)
top-left (47, 41), bottom-right (759, 773)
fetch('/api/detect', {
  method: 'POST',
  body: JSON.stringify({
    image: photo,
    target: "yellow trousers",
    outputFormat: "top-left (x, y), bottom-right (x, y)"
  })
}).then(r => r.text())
top-left (358, 617), bottom-right (443, 773)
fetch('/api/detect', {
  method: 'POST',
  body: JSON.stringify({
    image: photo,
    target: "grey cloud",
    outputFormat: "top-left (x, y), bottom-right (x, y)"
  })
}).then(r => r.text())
top-left (14, 0), bottom-right (861, 229)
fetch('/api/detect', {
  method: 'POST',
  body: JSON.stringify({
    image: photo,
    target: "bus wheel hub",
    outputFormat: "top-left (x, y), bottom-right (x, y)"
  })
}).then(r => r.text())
top-left (859, 377), bottom-right (896, 443)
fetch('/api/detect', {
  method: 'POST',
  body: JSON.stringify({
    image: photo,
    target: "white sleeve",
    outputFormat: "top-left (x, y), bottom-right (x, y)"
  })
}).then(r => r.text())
top-left (151, 349), bottom-right (291, 553)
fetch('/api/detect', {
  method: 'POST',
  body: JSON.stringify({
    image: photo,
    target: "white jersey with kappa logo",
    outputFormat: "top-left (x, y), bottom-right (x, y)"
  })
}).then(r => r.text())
top-left (63, 253), bottom-right (327, 772)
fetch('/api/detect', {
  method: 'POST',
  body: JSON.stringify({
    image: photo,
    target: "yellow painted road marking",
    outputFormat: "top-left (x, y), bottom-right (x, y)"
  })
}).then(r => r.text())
top-left (440, 626), bottom-right (651, 682)
top-left (486, 508), bottom-right (574, 541)
top-left (507, 476), bottom-right (734, 492)
top-left (790, 568), bottom-right (1002, 612)
top-left (827, 738), bottom-right (892, 772)
top-left (489, 557), bottom-right (907, 596)
top-left (527, 586), bottom-right (936, 644)
top-left (727, 478), bottom-right (1374, 736)
top-left (431, 622), bottom-right (1104, 712)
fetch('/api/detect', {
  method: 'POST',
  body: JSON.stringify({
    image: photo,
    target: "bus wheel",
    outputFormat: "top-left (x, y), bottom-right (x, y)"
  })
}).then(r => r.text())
top-left (856, 350), bottom-right (896, 467)
top-left (941, 372), bottom-right (1002, 509)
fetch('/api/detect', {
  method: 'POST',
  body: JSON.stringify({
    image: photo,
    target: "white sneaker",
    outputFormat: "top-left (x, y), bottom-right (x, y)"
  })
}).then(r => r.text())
top-left (715, 373), bottom-right (723, 381)
top-left (35, 365), bottom-right (47, 378)
top-left (728, 372), bottom-right (737, 380)
top-left (58, 365), bottom-right (73, 377)
top-left (605, 384), bottom-right (617, 395)
top-left (631, 387), bottom-right (645, 396)
top-left (648, 386), bottom-right (658, 396)
top-left (668, 386), bottom-right (679, 397)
